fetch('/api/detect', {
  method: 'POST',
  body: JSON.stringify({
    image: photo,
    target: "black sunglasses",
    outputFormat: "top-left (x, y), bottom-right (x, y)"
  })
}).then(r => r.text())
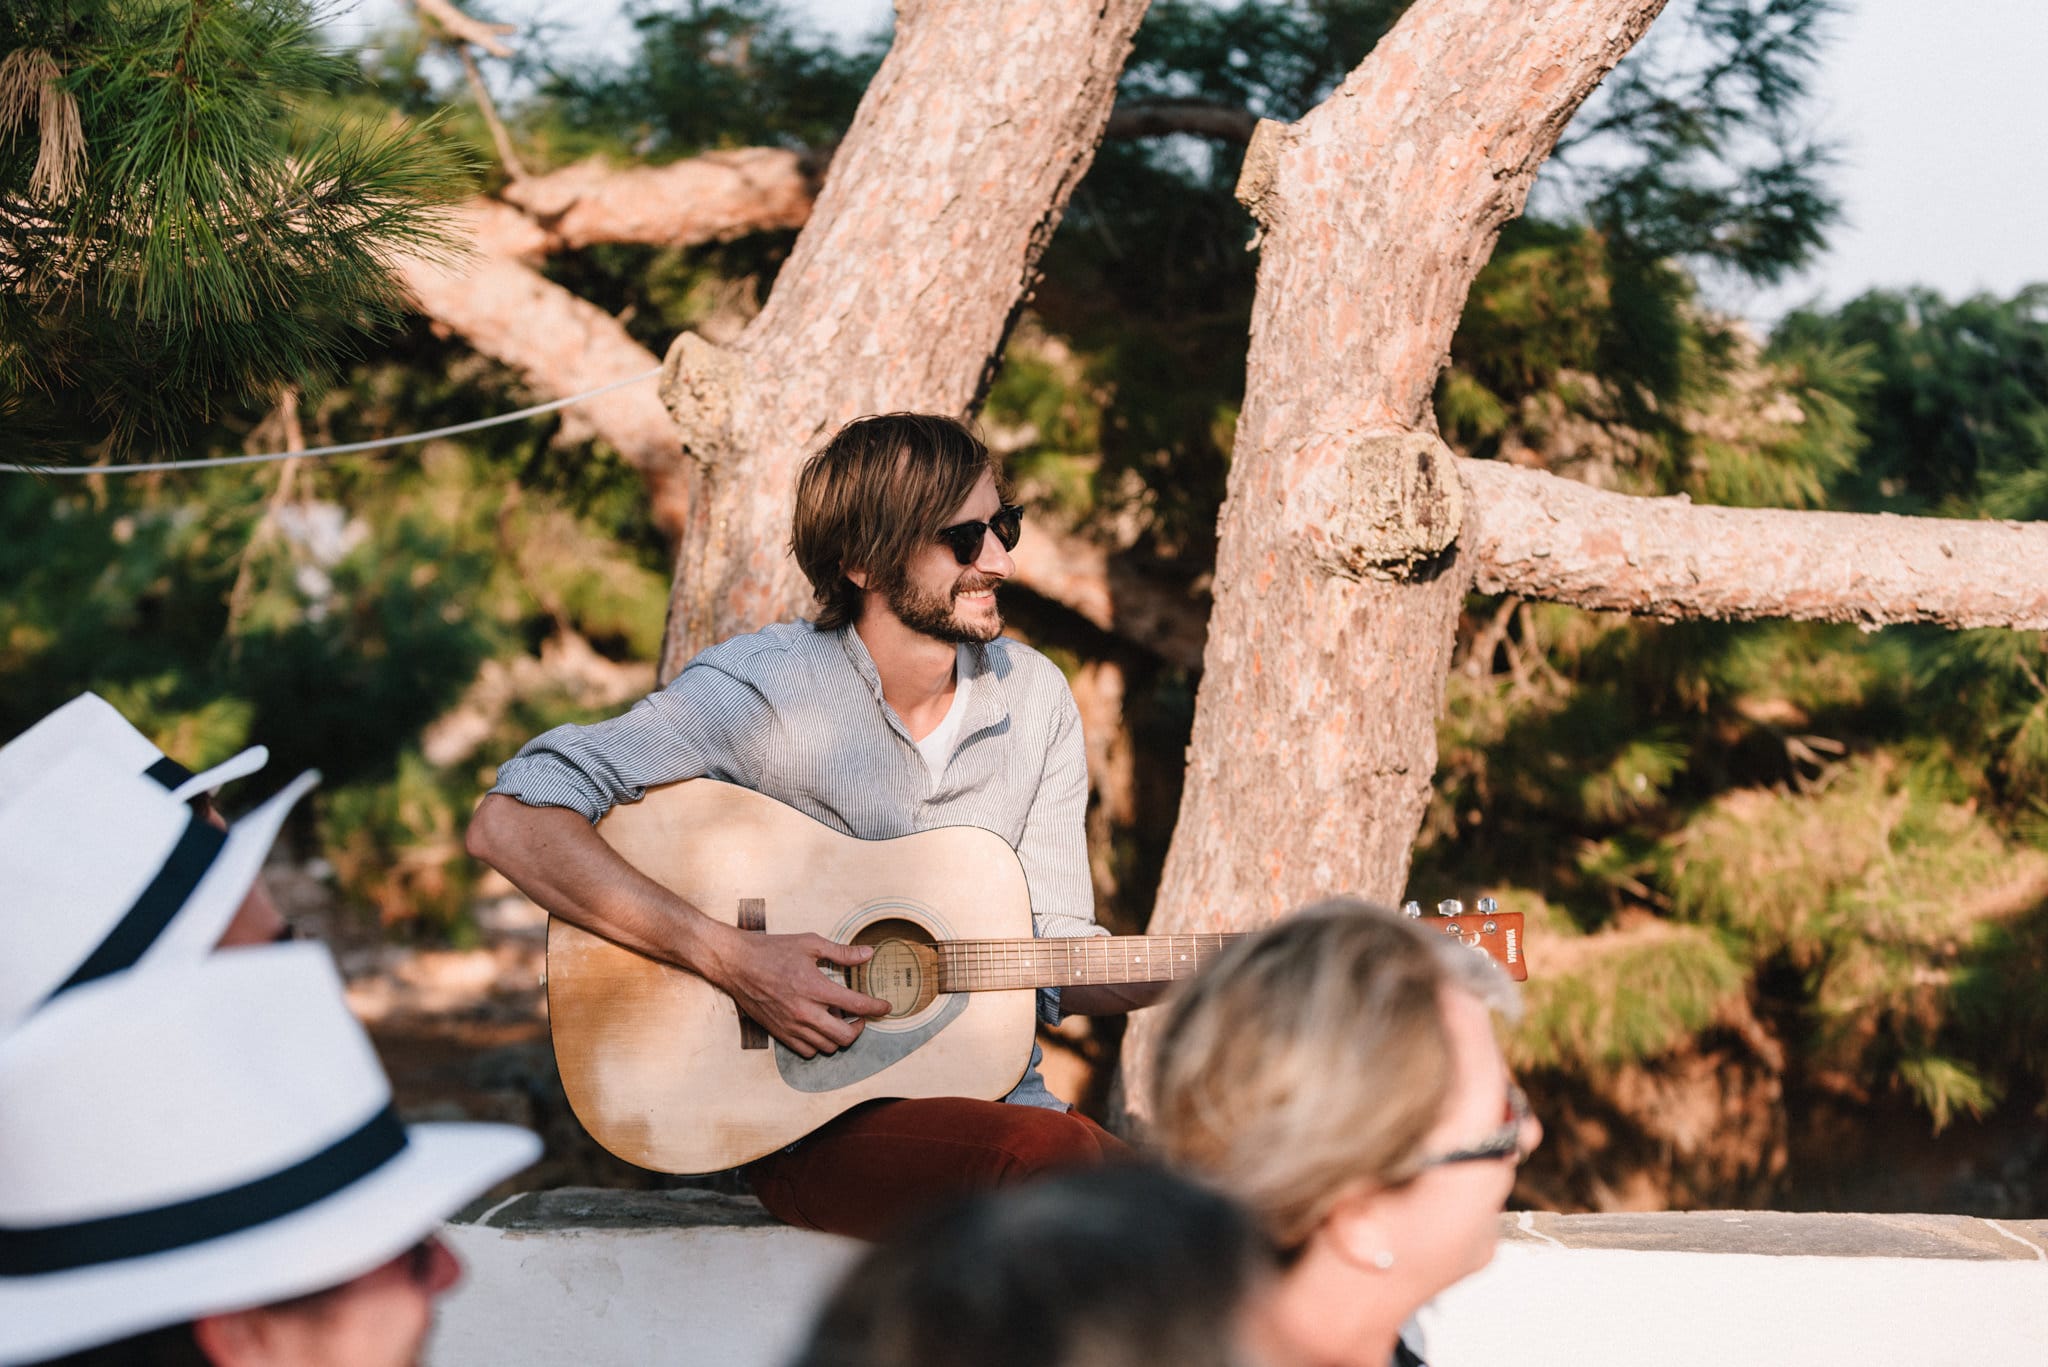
top-left (936, 504), bottom-right (1024, 566)
top-left (1419, 1084), bottom-right (1532, 1169)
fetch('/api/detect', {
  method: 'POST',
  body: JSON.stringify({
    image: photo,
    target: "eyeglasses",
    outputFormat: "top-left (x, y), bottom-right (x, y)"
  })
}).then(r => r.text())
top-left (935, 504), bottom-right (1024, 566)
top-left (1419, 1084), bottom-right (1533, 1168)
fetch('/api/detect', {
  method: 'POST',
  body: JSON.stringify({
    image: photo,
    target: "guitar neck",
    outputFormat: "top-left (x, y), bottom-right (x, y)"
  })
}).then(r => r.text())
top-left (932, 934), bottom-right (1241, 993)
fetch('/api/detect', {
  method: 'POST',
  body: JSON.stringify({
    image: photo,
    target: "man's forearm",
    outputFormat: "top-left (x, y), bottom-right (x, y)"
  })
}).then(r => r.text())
top-left (466, 792), bottom-right (889, 1057)
top-left (465, 792), bottom-right (736, 974)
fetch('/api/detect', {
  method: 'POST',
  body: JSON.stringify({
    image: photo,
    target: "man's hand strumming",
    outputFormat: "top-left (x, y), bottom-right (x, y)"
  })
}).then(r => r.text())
top-left (705, 929), bottom-right (893, 1058)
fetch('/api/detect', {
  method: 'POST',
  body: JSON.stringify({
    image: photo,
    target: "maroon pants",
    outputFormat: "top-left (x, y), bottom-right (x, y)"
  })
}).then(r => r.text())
top-left (745, 1097), bottom-right (1130, 1241)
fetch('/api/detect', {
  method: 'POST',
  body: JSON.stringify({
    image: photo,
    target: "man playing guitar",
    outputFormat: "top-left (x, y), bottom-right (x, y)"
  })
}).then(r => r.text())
top-left (468, 412), bottom-right (1165, 1238)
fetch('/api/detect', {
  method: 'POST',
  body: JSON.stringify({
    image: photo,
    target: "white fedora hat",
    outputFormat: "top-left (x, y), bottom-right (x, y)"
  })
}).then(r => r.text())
top-left (0, 692), bottom-right (268, 805)
top-left (0, 752), bottom-right (321, 1032)
top-left (0, 943), bottom-right (540, 1363)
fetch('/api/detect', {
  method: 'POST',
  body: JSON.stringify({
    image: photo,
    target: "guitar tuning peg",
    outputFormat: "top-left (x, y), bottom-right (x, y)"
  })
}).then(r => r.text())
top-left (1401, 900), bottom-right (1422, 919)
top-left (1436, 898), bottom-right (1464, 917)
top-left (1476, 896), bottom-right (1498, 914)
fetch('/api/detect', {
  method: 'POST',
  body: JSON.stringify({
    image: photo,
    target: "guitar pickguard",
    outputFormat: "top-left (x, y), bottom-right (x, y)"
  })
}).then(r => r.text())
top-left (773, 991), bottom-right (970, 1092)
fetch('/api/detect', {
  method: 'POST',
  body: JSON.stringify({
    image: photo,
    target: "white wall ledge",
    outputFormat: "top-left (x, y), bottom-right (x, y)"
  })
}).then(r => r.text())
top-left (1501, 1208), bottom-right (2048, 1261)
top-left (427, 1190), bottom-right (2048, 1367)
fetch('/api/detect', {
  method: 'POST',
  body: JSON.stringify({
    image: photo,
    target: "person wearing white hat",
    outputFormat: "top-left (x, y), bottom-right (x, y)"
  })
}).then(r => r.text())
top-left (0, 943), bottom-right (541, 1366)
top-left (0, 692), bottom-right (294, 949)
top-left (0, 693), bottom-right (269, 809)
top-left (0, 753), bottom-right (321, 1034)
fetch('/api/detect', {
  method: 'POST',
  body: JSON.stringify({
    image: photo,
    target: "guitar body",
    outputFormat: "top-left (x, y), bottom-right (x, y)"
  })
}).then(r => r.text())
top-left (548, 780), bottom-right (1040, 1174)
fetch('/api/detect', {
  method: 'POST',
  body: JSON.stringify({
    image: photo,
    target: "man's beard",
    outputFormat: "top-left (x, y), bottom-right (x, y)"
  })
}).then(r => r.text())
top-left (887, 572), bottom-right (1002, 644)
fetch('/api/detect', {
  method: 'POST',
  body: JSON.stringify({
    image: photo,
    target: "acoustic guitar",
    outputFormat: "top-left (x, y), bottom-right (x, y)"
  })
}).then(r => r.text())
top-left (547, 779), bottom-right (1527, 1174)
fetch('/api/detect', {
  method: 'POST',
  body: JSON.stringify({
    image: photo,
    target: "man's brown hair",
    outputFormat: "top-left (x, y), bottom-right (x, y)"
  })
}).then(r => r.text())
top-left (791, 413), bottom-right (1001, 632)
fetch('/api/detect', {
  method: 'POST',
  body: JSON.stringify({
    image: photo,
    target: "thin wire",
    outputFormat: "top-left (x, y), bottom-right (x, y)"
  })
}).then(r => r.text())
top-left (0, 368), bottom-right (664, 476)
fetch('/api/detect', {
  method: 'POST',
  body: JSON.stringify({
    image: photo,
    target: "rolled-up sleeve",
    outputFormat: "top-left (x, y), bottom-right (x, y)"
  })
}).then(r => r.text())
top-left (488, 665), bottom-right (771, 822)
top-left (1017, 686), bottom-right (1107, 1025)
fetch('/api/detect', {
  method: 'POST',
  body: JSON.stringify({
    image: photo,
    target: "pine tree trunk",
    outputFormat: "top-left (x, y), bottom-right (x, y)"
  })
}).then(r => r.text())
top-left (653, 0), bottom-right (1149, 679)
top-left (1123, 0), bottom-right (1669, 1109)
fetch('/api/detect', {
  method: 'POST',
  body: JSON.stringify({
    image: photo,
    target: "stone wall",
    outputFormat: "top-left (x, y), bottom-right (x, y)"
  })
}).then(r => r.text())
top-left (426, 1190), bottom-right (2048, 1367)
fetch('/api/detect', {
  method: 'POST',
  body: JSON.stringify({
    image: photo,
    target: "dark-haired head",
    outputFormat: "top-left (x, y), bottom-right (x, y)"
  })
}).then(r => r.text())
top-left (790, 1164), bottom-right (1281, 1367)
top-left (791, 414), bottom-right (1002, 633)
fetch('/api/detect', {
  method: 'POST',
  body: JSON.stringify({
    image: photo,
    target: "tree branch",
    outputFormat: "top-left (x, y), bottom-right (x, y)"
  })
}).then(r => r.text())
top-left (497, 149), bottom-right (816, 252)
top-left (456, 43), bottom-right (527, 181)
top-left (1103, 100), bottom-right (1260, 144)
top-left (1463, 459), bottom-right (2048, 630)
top-left (393, 202), bottom-right (689, 534)
top-left (410, 0), bottom-right (515, 58)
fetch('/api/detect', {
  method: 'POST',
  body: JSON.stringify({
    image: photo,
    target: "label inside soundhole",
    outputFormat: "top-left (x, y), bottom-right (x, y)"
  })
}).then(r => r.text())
top-left (868, 939), bottom-right (928, 1018)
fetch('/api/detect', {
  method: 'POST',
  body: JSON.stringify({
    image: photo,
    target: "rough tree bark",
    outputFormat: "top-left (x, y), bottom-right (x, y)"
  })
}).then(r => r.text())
top-left (1122, 0), bottom-right (1671, 1108)
top-left (652, 0), bottom-right (1150, 679)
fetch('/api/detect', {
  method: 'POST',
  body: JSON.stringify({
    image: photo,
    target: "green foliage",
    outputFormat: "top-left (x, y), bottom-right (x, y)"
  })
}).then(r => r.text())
top-left (0, 335), bottom-right (668, 936)
top-left (1895, 1056), bottom-right (2001, 1136)
top-left (1441, 218), bottom-right (1869, 508)
top-left (1422, 569), bottom-right (2048, 1133)
top-left (1950, 907), bottom-right (2048, 1088)
top-left (1906, 627), bottom-right (2048, 807)
top-left (319, 681), bottom-right (643, 934)
top-left (1511, 922), bottom-right (1748, 1070)
top-left (1775, 286), bottom-right (2048, 512)
top-left (1119, 1), bottom-right (1409, 121)
top-left (322, 748), bottom-right (479, 932)
top-left (1666, 758), bottom-right (2018, 961)
top-left (0, 0), bottom-right (475, 457)
top-left (533, 0), bottom-right (880, 162)
top-left (1548, 0), bottom-right (1840, 285)
top-left (1691, 330), bottom-right (1869, 509)
top-left (981, 336), bottom-right (1106, 524)
top-left (1452, 224), bottom-right (1615, 401)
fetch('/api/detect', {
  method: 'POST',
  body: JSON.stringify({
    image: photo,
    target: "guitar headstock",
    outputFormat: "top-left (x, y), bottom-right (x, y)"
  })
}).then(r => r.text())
top-left (1401, 896), bottom-right (1528, 982)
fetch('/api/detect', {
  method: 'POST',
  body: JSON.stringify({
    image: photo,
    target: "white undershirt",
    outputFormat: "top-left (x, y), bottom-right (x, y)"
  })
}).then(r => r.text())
top-left (913, 647), bottom-right (972, 785)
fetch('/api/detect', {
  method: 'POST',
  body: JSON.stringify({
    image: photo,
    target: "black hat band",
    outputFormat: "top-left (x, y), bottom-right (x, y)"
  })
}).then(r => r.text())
top-left (51, 813), bottom-right (227, 998)
top-left (0, 1106), bottom-right (407, 1276)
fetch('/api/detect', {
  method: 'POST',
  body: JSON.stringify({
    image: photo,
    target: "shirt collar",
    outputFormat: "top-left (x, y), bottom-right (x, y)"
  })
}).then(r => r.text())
top-left (834, 627), bottom-right (1011, 741)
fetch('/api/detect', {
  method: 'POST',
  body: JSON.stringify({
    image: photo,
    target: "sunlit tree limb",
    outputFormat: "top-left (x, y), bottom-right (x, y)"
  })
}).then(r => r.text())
top-left (1464, 458), bottom-right (2048, 630)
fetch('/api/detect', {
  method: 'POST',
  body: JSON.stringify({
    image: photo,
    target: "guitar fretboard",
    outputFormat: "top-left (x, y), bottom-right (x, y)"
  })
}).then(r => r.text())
top-left (933, 934), bottom-right (1239, 993)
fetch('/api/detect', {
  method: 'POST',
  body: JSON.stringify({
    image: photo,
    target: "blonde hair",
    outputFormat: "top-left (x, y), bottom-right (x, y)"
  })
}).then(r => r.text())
top-left (1149, 897), bottom-right (1517, 1251)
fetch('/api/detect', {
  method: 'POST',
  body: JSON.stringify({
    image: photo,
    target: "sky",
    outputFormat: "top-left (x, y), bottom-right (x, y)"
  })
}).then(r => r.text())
top-left (334, 0), bottom-right (2048, 326)
top-left (1723, 0), bottom-right (2048, 323)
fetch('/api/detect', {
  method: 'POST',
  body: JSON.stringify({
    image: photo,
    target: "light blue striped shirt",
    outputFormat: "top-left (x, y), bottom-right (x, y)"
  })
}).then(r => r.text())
top-left (490, 622), bottom-right (1102, 1109)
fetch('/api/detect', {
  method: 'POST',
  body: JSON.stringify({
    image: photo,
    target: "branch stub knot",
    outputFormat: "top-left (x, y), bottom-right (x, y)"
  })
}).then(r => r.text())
top-left (1291, 430), bottom-right (1464, 582)
top-left (1234, 118), bottom-right (1292, 231)
top-left (660, 332), bottom-right (746, 469)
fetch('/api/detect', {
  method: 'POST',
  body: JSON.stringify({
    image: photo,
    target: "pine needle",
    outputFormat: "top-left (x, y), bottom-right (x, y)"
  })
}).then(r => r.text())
top-left (0, 48), bottom-right (86, 202)
top-left (0, 48), bottom-right (48, 130)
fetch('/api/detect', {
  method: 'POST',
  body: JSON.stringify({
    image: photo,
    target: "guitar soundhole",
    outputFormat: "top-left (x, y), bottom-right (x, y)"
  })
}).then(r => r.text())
top-left (850, 918), bottom-right (939, 1020)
